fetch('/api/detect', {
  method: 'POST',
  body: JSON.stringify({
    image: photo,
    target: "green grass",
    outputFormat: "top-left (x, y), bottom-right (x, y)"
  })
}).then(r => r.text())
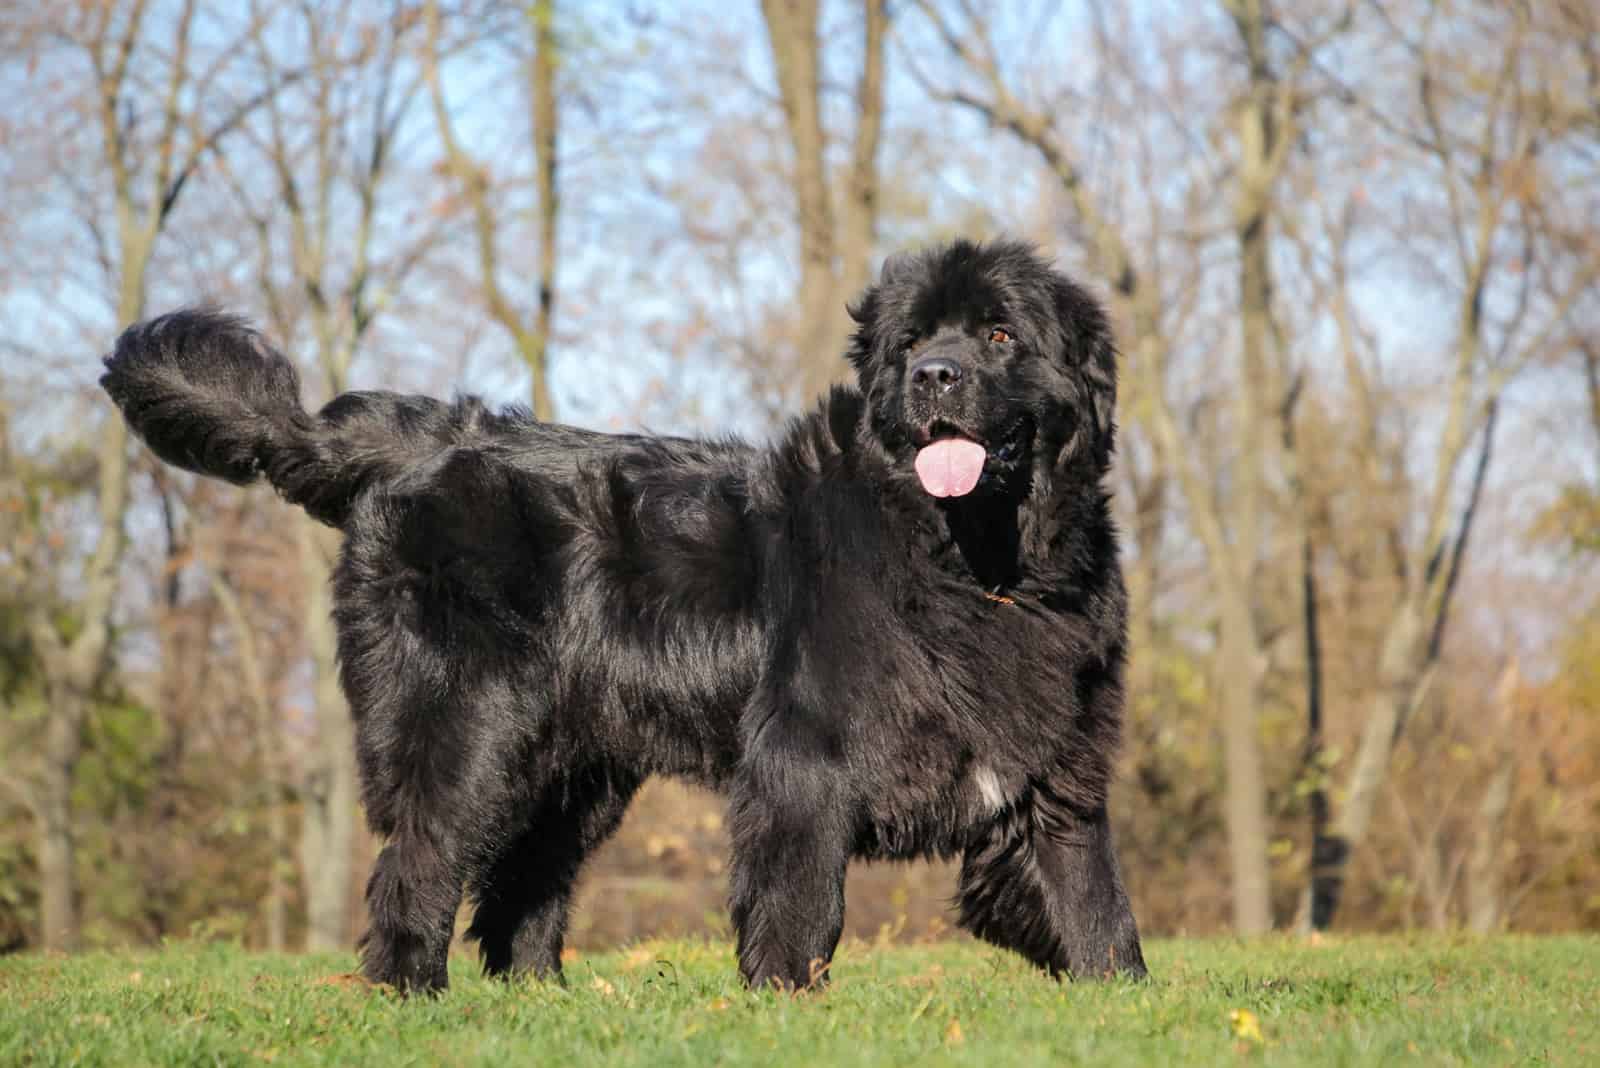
top-left (1, 936), bottom-right (1595, 1066)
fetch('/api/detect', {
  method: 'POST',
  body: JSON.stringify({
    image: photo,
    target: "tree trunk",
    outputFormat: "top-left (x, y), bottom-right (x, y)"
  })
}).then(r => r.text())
top-left (529, 0), bottom-right (559, 422)
top-left (836, 0), bottom-right (887, 308)
top-left (1216, 0), bottom-right (1297, 936)
top-left (1466, 661), bottom-right (1519, 933)
top-left (32, 394), bottom-right (134, 951)
top-left (264, 787), bottom-right (290, 951)
top-left (1218, 593), bottom-right (1272, 934)
top-left (1317, 402), bottom-right (1498, 928)
top-left (209, 568), bottom-right (290, 951)
top-left (1318, 601), bottom-right (1422, 925)
top-left (1299, 532), bottom-right (1343, 931)
top-left (298, 523), bottom-right (358, 951)
top-left (1282, 382), bottom-right (1339, 934)
top-left (787, 0), bottom-right (887, 397)
top-left (762, 0), bottom-right (835, 377)
top-left (1466, 766), bottom-right (1513, 933)
top-left (1342, 606), bottom-right (1421, 844)
top-left (37, 687), bottom-right (86, 952)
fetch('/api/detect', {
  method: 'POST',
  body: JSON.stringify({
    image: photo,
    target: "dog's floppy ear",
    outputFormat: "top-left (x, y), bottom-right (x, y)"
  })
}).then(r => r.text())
top-left (1082, 323), bottom-right (1118, 468)
top-left (845, 284), bottom-right (878, 370)
top-left (1054, 277), bottom-right (1118, 468)
top-left (876, 250), bottom-right (918, 286)
top-left (846, 252), bottom-right (917, 370)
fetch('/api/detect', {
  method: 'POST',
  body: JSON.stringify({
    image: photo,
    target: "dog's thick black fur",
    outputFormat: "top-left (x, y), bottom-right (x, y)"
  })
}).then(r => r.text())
top-left (101, 239), bottom-right (1146, 993)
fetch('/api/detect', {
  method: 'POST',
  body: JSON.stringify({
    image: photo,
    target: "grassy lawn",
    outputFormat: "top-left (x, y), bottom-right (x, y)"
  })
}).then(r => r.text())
top-left (1, 936), bottom-right (1595, 1066)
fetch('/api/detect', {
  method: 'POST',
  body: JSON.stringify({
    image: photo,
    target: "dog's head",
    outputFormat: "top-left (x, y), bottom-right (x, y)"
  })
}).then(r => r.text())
top-left (847, 239), bottom-right (1117, 501)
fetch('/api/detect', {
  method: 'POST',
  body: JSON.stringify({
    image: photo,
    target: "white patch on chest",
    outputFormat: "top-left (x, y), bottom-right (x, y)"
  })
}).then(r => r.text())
top-left (970, 764), bottom-right (1009, 815)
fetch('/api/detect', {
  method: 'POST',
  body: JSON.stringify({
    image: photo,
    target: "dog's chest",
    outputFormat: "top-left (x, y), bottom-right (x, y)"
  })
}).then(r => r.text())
top-left (855, 751), bottom-right (1027, 861)
top-left (840, 601), bottom-right (1084, 855)
top-left (964, 760), bottom-right (1021, 818)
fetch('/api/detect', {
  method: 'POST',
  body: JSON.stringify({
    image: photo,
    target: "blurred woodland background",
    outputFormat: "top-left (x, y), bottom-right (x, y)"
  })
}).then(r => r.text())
top-left (1, 0), bottom-right (1598, 957)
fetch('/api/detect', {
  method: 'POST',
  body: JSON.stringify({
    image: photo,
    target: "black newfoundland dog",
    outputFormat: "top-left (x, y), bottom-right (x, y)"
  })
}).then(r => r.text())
top-left (102, 239), bottom-right (1146, 993)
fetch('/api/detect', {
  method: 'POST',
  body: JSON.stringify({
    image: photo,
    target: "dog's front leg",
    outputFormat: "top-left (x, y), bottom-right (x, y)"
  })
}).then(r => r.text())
top-left (726, 749), bottom-right (852, 992)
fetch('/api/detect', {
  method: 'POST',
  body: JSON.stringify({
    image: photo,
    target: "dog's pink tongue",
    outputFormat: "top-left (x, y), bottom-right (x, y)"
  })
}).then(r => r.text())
top-left (914, 439), bottom-right (987, 497)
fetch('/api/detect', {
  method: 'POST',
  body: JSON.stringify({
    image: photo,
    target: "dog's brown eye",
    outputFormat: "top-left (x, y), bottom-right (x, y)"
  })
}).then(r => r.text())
top-left (989, 327), bottom-right (1013, 344)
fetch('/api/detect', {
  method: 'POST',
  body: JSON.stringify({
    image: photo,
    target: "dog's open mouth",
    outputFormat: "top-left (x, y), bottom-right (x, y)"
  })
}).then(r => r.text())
top-left (913, 420), bottom-right (1029, 498)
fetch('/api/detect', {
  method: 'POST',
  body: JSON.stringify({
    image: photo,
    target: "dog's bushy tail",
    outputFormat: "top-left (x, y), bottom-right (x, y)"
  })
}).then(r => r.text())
top-left (101, 310), bottom-right (407, 527)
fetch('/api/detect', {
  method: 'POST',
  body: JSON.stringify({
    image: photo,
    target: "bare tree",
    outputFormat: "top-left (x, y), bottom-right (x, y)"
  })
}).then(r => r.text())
top-left (12, 0), bottom-right (291, 950)
top-left (1209, 0), bottom-right (1346, 934)
top-left (1286, 200), bottom-right (1367, 931)
top-left (424, 0), bottom-right (563, 419)
top-left (1314, 0), bottom-right (1600, 927)
top-left (759, 0), bottom-right (887, 399)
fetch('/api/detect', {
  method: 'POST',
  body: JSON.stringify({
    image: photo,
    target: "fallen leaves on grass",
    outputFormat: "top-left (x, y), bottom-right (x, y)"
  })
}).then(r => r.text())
top-left (1229, 1007), bottom-right (1264, 1045)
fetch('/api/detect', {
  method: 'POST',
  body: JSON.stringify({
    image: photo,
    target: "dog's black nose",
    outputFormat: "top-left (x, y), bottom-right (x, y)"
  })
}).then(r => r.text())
top-left (909, 355), bottom-right (962, 393)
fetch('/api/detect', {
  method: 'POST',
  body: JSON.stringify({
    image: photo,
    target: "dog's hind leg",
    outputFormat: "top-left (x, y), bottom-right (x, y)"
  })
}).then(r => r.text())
top-left (347, 651), bottom-right (523, 995)
top-left (466, 766), bottom-right (639, 982)
top-left (956, 785), bottom-right (1146, 980)
top-left (360, 822), bottom-right (466, 995)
